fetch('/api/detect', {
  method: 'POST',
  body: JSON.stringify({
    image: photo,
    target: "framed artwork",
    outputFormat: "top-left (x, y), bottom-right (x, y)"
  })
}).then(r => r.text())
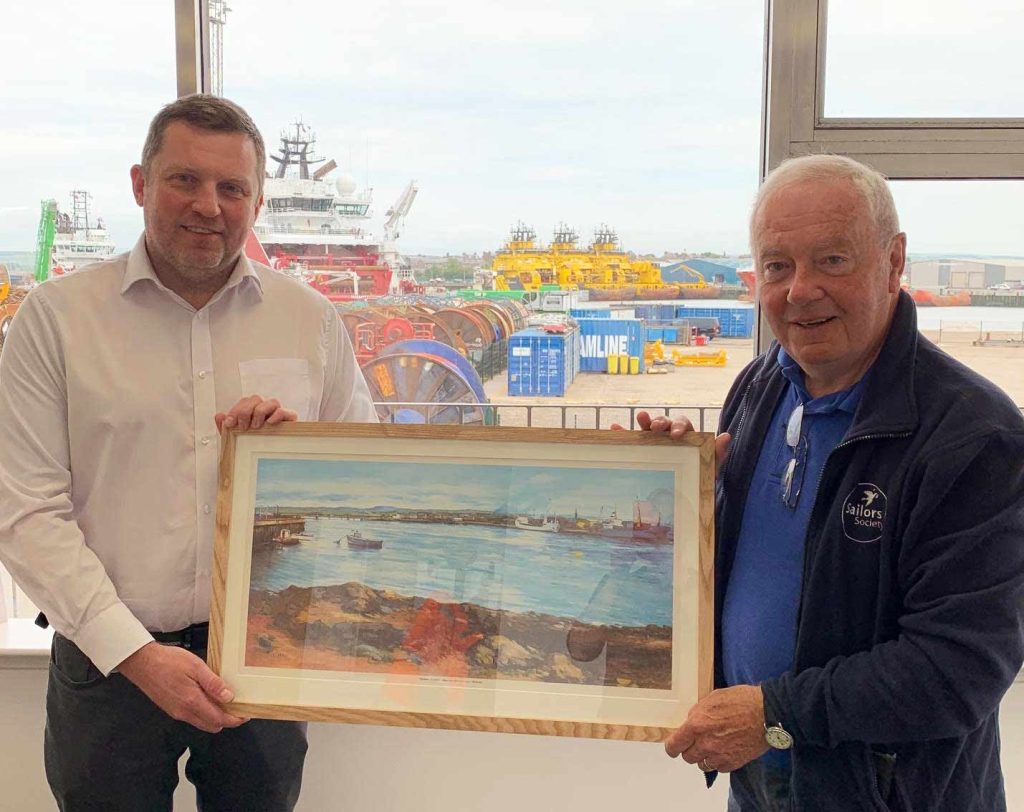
top-left (209, 423), bottom-right (715, 741)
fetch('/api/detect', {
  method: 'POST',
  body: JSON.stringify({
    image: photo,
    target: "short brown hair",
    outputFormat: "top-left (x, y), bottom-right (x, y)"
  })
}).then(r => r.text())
top-left (141, 94), bottom-right (266, 196)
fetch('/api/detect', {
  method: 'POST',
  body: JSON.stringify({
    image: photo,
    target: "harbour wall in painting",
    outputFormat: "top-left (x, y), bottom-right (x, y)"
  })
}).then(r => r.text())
top-left (252, 517), bottom-right (305, 545)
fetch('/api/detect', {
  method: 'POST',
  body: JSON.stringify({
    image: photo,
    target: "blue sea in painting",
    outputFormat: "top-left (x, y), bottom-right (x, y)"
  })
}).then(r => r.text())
top-left (250, 517), bottom-right (674, 628)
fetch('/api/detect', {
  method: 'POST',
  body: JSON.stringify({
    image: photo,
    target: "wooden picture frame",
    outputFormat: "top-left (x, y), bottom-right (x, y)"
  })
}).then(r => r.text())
top-left (209, 423), bottom-right (715, 741)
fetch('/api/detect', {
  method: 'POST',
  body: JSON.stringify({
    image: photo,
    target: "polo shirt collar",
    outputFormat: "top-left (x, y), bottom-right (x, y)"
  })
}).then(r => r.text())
top-left (777, 346), bottom-right (866, 415)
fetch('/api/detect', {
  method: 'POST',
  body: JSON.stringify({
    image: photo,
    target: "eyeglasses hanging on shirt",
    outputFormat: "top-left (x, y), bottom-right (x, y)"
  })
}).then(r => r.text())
top-left (781, 403), bottom-right (808, 509)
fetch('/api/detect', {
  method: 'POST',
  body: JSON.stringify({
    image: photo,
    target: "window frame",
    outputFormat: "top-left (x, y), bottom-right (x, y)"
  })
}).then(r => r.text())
top-left (173, 0), bottom-right (1024, 358)
top-left (764, 0), bottom-right (1024, 181)
top-left (175, 0), bottom-right (211, 96)
top-left (758, 0), bottom-right (1024, 349)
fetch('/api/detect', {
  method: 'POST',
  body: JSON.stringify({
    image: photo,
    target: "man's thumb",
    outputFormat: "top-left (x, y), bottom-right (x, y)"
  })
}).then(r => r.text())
top-left (715, 432), bottom-right (732, 470)
top-left (195, 664), bottom-right (234, 703)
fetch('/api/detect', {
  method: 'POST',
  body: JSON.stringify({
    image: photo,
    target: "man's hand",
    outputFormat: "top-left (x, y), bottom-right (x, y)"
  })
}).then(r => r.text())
top-left (118, 642), bottom-right (248, 733)
top-left (611, 410), bottom-right (732, 470)
top-left (664, 685), bottom-right (769, 773)
top-left (215, 395), bottom-right (298, 433)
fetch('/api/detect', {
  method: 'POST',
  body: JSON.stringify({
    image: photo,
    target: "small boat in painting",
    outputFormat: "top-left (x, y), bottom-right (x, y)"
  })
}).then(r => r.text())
top-left (272, 528), bottom-right (312, 546)
top-left (514, 515), bottom-right (558, 532)
top-left (346, 530), bottom-right (384, 550)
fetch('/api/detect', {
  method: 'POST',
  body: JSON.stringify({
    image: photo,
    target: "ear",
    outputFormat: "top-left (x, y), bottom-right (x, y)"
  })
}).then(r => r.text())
top-left (886, 232), bottom-right (907, 294)
top-left (130, 165), bottom-right (146, 207)
top-left (253, 192), bottom-right (264, 221)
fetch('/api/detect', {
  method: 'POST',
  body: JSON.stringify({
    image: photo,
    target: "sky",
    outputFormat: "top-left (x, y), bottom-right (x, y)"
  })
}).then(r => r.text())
top-left (0, 1), bottom-right (1021, 258)
top-left (254, 457), bottom-right (674, 520)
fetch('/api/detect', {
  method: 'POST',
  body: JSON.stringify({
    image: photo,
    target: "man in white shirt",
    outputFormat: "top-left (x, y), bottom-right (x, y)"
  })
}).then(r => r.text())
top-left (0, 95), bottom-right (376, 810)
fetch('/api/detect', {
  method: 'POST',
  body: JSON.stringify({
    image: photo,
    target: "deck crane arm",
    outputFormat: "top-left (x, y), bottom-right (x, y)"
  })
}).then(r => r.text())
top-left (383, 181), bottom-right (418, 242)
top-left (33, 199), bottom-right (58, 283)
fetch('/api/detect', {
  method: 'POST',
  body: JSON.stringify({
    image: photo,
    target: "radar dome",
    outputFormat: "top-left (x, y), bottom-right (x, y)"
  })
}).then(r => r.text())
top-left (335, 173), bottom-right (357, 196)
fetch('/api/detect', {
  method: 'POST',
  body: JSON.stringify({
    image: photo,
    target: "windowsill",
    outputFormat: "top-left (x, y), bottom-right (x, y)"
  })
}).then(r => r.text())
top-left (0, 619), bottom-right (52, 668)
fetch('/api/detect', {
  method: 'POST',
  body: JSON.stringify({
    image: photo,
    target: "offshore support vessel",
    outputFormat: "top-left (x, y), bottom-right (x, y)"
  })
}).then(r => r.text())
top-left (254, 121), bottom-right (421, 299)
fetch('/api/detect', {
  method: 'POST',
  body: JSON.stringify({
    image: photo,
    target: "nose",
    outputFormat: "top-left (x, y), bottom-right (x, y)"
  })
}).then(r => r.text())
top-left (786, 261), bottom-right (823, 305)
top-left (191, 182), bottom-right (221, 219)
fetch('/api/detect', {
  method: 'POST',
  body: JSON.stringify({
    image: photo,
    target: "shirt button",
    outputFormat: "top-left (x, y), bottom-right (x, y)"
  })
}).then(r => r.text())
top-left (198, 371), bottom-right (207, 379)
top-left (201, 436), bottom-right (211, 446)
top-left (203, 504), bottom-right (211, 515)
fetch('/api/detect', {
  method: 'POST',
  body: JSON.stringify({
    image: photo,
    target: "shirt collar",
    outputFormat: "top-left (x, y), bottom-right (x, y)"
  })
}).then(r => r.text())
top-left (120, 233), bottom-right (264, 302)
top-left (777, 346), bottom-right (866, 415)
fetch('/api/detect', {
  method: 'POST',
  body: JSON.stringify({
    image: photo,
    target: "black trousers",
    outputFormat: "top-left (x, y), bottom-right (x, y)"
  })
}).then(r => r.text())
top-left (44, 634), bottom-right (308, 812)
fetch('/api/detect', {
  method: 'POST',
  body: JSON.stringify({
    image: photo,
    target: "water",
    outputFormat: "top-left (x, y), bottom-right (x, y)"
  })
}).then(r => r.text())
top-left (912, 305), bottom-right (1024, 331)
top-left (661, 300), bottom-right (1024, 331)
top-left (250, 516), bottom-right (674, 627)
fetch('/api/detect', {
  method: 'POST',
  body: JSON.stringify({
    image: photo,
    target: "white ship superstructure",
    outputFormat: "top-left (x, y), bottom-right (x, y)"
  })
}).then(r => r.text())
top-left (52, 190), bottom-right (116, 271)
top-left (254, 122), bottom-right (420, 298)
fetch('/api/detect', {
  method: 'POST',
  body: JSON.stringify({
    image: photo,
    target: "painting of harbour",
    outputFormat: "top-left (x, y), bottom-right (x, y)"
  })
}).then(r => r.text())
top-left (246, 457), bottom-right (677, 689)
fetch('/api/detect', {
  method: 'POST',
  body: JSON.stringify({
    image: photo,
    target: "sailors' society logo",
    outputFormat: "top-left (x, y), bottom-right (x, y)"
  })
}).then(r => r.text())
top-left (842, 483), bottom-right (887, 543)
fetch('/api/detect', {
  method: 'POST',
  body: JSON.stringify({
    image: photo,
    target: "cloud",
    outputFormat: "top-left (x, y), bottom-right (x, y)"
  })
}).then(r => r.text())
top-left (2, 1), bottom-right (1021, 257)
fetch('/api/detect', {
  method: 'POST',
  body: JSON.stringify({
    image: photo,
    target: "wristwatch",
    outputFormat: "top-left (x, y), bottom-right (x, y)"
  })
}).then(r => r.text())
top-left (764, 721), bottom-right (793, 750)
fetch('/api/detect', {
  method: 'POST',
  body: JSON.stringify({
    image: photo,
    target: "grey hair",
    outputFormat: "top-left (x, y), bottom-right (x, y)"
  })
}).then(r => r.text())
top-left (140, 94), bottom-right (266, 197)
top-left (750, 154), bottom-right (900, 248)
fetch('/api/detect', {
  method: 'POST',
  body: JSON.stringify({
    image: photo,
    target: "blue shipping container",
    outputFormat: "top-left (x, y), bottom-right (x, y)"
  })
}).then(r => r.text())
top-left (507, 328), bottom-right (578, 396)
top-left (635, 304), bottom-right (674, 321)
top-left (576, 318), bottom-right (645, 373)
top-left (675, 305), bottom-right (755, 338)
top-left (570, 308), bottom-right (611, 319)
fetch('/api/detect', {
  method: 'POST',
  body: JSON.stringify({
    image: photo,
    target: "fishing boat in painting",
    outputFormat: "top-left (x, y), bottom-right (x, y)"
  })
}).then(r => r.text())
top-left (346, 530), bottom-right (384, 550)
top-left (272, 528), bottom-right (312, 546)
top-left (514, 515), bottom-right (559, 532)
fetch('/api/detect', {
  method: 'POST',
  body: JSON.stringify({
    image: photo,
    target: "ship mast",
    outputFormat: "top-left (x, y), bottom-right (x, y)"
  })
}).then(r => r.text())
top-left (270, 122), bottom-right (326, 180)
top-left (70, 191), bottom-right (91, 238)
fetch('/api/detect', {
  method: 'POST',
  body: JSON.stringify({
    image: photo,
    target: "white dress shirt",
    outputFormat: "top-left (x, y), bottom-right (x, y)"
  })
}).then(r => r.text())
top-left (0, 235), bottom-right (377, 674)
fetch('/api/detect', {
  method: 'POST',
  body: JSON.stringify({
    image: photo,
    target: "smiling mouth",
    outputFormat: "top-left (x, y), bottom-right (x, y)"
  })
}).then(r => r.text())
top-left (181, 225), bottom-right (221, 236)
top-left (793, 316), bottom-right (836, 328)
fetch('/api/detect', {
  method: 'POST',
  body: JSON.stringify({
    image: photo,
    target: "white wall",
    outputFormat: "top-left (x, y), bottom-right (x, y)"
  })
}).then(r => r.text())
top-left (3, 658), bottom-right (1023, 812)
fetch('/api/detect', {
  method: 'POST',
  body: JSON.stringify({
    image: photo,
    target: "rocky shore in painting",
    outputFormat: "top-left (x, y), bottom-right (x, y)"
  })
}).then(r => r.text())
top-left (246, 582), bottom-right (672, 689)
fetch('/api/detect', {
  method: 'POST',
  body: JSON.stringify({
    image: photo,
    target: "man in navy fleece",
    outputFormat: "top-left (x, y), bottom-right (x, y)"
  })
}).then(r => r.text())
top-left (654, 155), bottom-right (1024, 811)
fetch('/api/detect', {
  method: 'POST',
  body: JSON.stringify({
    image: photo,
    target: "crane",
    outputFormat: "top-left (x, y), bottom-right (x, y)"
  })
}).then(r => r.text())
top-left (380, 181), bottom-right (420, 294)
top-left (33, 199), bottom-right (58, 283)
top-left (382, 180), bottom-right (418, 242)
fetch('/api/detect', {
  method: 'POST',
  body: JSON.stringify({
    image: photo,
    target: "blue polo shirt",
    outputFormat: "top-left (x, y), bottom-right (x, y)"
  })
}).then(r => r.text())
top-left (721, 349), bottom-right (865, 768)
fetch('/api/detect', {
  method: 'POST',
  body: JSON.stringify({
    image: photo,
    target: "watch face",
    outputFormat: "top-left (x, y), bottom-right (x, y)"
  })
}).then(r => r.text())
top-left (765, 725), bottom-right (793, 750)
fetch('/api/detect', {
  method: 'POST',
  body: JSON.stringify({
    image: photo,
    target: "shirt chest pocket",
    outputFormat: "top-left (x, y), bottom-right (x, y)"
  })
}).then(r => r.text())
top-left (238, 358), bottom-right (315, 421)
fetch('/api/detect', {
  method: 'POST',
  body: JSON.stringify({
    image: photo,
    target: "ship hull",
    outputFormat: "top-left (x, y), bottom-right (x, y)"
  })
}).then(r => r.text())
top-left (908, 288), bottom-right (972, 307)
top-left (347, 533), bottom-right (383, 550)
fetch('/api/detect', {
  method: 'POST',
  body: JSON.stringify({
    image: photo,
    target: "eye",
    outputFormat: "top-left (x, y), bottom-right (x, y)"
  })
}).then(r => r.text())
top-left (171, 173), bottom-right (195, 184)
top-left (821, 255), bottom-right (848, 268)
top-left (762, 260), bottom-right (789, 278)
top-left (221, 183), bottom-right (246, 197)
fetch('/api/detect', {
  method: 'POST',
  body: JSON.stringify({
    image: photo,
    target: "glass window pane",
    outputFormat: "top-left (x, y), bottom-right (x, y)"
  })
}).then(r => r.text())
top-left (893, 180), bottom-right (1024, 404)
top-left (0, 5), bottom-right (175, 274)
top-left (824, 0), bottom-right (1024, 118)
top-left (218, 0), bottom-right (764, 420)
top-left (0, 3), bottom-right (175, 620)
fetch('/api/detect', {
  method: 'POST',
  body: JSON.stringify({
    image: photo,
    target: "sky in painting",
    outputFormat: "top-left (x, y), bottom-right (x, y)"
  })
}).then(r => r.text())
top-left (254, 457), bottom-right (674, 520)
